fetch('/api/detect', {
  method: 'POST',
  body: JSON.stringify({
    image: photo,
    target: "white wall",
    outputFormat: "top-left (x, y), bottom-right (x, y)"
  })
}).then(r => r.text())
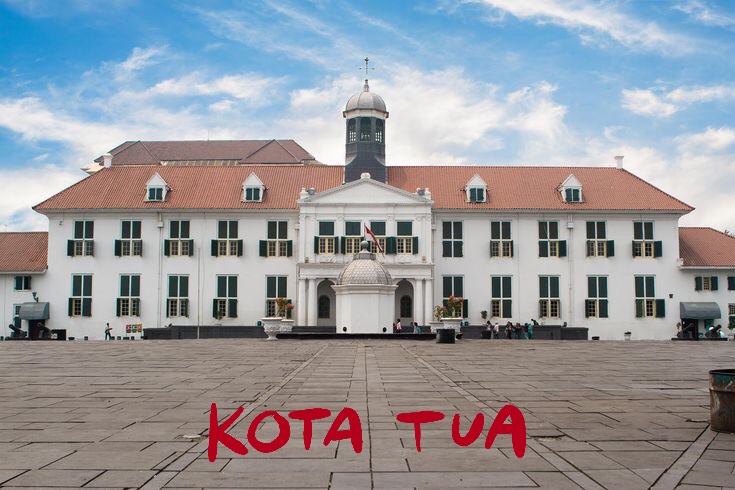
top-left (0, 273), bottom-right (46, 338)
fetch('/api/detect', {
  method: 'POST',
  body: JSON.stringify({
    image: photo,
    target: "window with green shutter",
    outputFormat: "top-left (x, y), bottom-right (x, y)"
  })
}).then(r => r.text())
top-left (117, 274), bottom-right (141, 317)
top-left (585, 221), bottom-right (613, 257)
top-left (167, 275), bottom-right (189, 317)
top-left (490, 221), bottom-right (513, 257)
top-left (13, 275), bottom-right (31, 291)
top-left (695, 276), bottom-right (719, 291)
top-left (442, 275), bottom-right (466, 318)
top-left (344, 221), bottom-right (363, 254)
top-left (213, 221), bottom-right (242, 257)
top-left (69, 274), bottom-right (92, 317)
top-left (490, 276), bottom-right (512, 318)
top-left (539, 276), bottom-right (560, 318)
top-left (585, 276), bottom-right (608, 318)
top-left (634, 275), bottom-right (661, 318)
top-left (316, 221), bottom-right (336, 255)
top-left (265, 276), bottom-right (290, 317)
top-left (442, 221), bottom-right (463, 257)
top-left (539, 221), bottom-right (564, 257)
top-left (261, 221), bottom-right (291, 257)
top-left (632, 221), bottom-right (660, 258)
top-left (468, 186), bottom-right (486, 203)
top-left (214, 275), bottom-right (238, 319)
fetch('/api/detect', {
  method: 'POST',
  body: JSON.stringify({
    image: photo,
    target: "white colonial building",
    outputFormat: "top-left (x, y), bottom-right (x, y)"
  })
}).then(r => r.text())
top-left (4, 79), bottom-right (735, 340)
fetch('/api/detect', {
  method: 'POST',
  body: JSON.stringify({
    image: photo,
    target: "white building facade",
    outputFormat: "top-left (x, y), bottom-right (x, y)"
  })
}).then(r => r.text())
top-left (13, 82), bottom-right (735, 341)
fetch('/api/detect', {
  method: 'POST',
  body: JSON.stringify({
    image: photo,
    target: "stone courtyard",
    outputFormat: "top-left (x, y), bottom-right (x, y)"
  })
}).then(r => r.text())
top-left (0, 339), bottom-right (734, 489)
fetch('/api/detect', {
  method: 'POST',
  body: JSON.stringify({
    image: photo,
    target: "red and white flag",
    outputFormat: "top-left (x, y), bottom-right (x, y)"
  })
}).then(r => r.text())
top-left (364, 225), bottom-right (384, 254)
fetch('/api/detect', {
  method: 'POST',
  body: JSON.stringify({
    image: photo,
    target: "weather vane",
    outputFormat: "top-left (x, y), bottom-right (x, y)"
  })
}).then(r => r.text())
top-left (360, 57), bottom-right (374, 79)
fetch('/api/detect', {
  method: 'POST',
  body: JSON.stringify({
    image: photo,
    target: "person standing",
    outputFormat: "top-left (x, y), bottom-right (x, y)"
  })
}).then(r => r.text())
top-left (493, 322), bottom-right (500, 339)
top-left (105, 323), bottom-right (112, 340)
top-left (395, 318), bottom-right (402, 333)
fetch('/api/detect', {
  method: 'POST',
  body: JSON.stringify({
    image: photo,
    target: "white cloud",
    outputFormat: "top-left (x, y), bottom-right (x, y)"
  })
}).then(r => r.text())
top-left (117, 46), bottom-right (167, 75)
top-left (677, 127), bottom-right (735, 152)
top-left (621, 89), bottom-right (679, 117)
top-left (147, 73), bottom-right (283, 103)
top-left (466, 0), bottom-right (691, 54)
top-left (622, 84), bottom-right (735, 117)
top-left (674, 0), bottom-right (735, 27)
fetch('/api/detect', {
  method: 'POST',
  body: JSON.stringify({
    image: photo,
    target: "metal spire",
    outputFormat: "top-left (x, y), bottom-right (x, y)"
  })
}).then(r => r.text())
top-left (361, 57), bottom-right (374, 92)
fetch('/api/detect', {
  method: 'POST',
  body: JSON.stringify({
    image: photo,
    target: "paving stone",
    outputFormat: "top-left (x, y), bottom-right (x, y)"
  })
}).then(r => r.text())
top-left (83, 469), bottom-right (157, 487)
top-left (3, 469), bottom-right (102, 487)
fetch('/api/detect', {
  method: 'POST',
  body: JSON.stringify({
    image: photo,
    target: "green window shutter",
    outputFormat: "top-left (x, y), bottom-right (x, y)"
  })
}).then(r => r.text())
top-left (339, 236), bottom-right (346, 254)
top-left (277, 278), bottom-right (287, 298)
top-left (370, 221), bottom-right (385, 235)
top-left (599, 299), bottom-right (608, 318)
top-left (114, 240), bottom-right (122, 257)
top-left (454, 277), bottom-right (464, 297)
top-left (74, 221), bottom-right (84, 239)
top-left (509, 241), bottom-right (514, 257)
top-left (120, 275), bottom-right (129, 296)
top-left (695, 276), bottom-right (702, 291)
top-left (314, 236), bottom-right (320, 254)
top-left (585, 299), bottom-right (592, 318)
top-left (168, 276), bottom-right (177, 297)
top-left (386, 236), bottom-right (397, 254)
top-left (82, 298), bottom-right (92, 317)
top-left (259, 240), bottom-right (268, 257)
top-left (442, 277), bottom-right (452, 297)
top-left (492, 277), bottom-right (501, 297)
top-left (286, 240), bottom-right (293, 257)
top-left (635, 299), bottom-right (643, 318)
top-left (606, 240), bottom-right (615, 257)
top-left (170, 221), bottom-right (179, 239)
top-left (230, 221), bottom-right (238, 239)
top-left (442, 241), bottom-right (452, 257)
top-left (68, 298), bottom-right (73, 316)
top-left (565, 188), bottom-right (572, 202)
top-left (502, 299), bottom-right (512, 318)
top-left (538, 222), bottom-right (547, 239)
top-left (653, 241), bottom-right (663, 258)
top-left (634, 276), bottom-right (644, 298)
top-left (212, 299), bottom-right (218, 318)
top-left (14, 276), bottom-right (20, 290)
top-left (491, 221), bottom-right (500, 239)
top-left (187, 240), bottom-right (194, 256)
top-left (729, 277), bottom-right (735, 290)
top-left (163, 240), bottom-right (170, 256)
top-left (550, 277), bottom-right (560, 298)
top-left (181, 221), bottom-right (190, 238)
top-left (267, 277), bottom-right (276, 298)
top-left (469, 188), bottom-right (477, 202)
top-left (462, 299), bottom-right (468, 318)
top-left (217, 276), bottom-right (227, 298)
top-left (228, 276), bottom-right (237, 297)
top-left (412, 236), bottom-right (419, 255)
top-left (218, 221), bottom-right (227, 239)
top-left (655, 299), bottom-right (666, 318)
top-left (267, 221), bottom-right (277, 239)
top-left (116, 298), bottom-right (122, 317)
top-left (539, 277), bottom-right (548, 298)
top-left (585, 240), bottom-right (593, 257)
top-left (599, 278), bottom-right (608, 298)
top-left (237, 240), bottom-right (243, 257)
top-left (72, 275), bottom-right (82, 296)
top-left (442, 222), bottom-right (452, 239)
top-left (211, 240), bottom-right (219, 257)
top-left (397, 222), bottom-right (413, 236)
top-left (631, 240), bottom-right (637, 257)
top-left (87, 241), bottom-right (94, 256)
top-left (132, 221), bottom-right (141, 238)
top-left (121, 221), bottom-right (130, 239)
top-left (588, 276), bottom-right (597, 298)
top-left (454, 221), bottom-right (462, 238)
top-left (559, 240), bottom-right (567, 257)
top-left (454, 241), bottom-right (463, 257)
top-left (538, 241), bottom-right (548, 257)
top-left (180, 277), bottom-right (188, 297)
top-left (634, 222), bottom-right (643, 240)
top-left (131, 276), bottom-right (140, 296)
top-left (645, 276), bottom-right (655, 297)
top-left (712, 276), bottom-right (719, 291)
top-left (82, 275), bottom-right (92, 296)
top-left (586, 221), bottom-right (595, 239)
top-left (67, 240), bottom-right (75, 257)
top-left (228, 299), bottom-right (238, 318)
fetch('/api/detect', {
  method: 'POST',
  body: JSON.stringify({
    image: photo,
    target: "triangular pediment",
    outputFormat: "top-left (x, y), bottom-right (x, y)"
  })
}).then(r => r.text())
top-left (465, 174), bottom-right (487, 188)
top-left (560, 174), bottom-right (581, 189)
top-left (146, 173), bottom-right (168, 188)
top-left (301, 177), bottom-right (430, 205)
top-left (243, 172), bottom-right (264, 187)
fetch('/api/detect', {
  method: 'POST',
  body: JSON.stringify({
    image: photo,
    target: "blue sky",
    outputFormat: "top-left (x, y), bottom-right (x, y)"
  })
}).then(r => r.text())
top-left (1, 0), bottom-right (734, 230)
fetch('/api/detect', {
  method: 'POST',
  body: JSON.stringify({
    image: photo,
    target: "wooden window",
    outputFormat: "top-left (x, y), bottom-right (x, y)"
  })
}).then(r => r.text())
top-left (468, 186), bottom-right (485, 202)
top-left (564, 188), bottom-right (581, 202)
top-left (539, 276), bottom-right (560, 319)
top-left (375, 119), bottom-right (384, 143)
top-left (14, 275), bottom-right (31, 291)
top-left (490, 276), bottom-right (512, 319)
top-left (167, 221), bottom-right (192, 256)
top-left (213, 220), bottom-right (242, 257)
top-left (442, 276), bottom-right (467, 318)
top-left (68, 220), bottom-right (94, 257)
top-left (69, 274), bottom-right (92, 317)
top-left (585, 276), bottom-right (608, 318)
top-left (117, 274), bottom-right (141, 317)
top-left (585, 221), bottom-right (614, 257)
top-left (442, 221), bottom-right (463, 257)
top-left (395, 221), bottom-right (414, 255)
top-left (368, 221), bottom-right (386, 254)
top-left (214, 275), bottom-right (237, 319)
top-left (400, 295), bottom-right (412, 318)
top-left (347, 119), bottom-right (357, 143)
top-left (344, 221), bottom-right (362, 254)
top-left (318, 295), bottom-right (331, 319)
top-left (244, 187), bottom-right (262, 202)
top-left (147, 187), bottom-right (164, 201)
top-left (633, 221), bottom-right (661, 258)
top-left (116, 220), bottom-right (142, 257)
top-left (266, 276), bottom-right (289, 318)
top-left (635, 275), bottom-right (664, 318)
top-left (538, 221), bottom-right (565, 258)
top-left (490, 221), bottom-right (513, 258)
top-left (167, 275), bottom-right (189, 318)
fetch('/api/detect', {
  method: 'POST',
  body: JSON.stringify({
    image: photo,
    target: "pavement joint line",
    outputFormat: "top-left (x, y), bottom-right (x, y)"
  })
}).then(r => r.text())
top-left (650, 425), bottom-right (716, 490)
top-left (400, 344), bottom-right (499, 418)
top-left (363, 346), bottom-right (375, 489)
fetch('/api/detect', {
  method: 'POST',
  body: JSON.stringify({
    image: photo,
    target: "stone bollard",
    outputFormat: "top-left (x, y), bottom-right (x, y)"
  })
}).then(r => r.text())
top-left (710, 369), bottom-right (735, 432)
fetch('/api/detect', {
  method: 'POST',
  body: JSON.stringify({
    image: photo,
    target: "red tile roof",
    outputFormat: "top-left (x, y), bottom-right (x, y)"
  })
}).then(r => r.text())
top-left (387, 166), bottom-right (693, 212)
top-left (34, 165), bottom-right (693, 213)
top-left (679, 227), bottom-right (735, 267)
top-left (35, 165), bottom-right (345, 211)
top-left (95, 140), bottom-right (315, 165)
top-left (0, 232), bottom-right (48, 273)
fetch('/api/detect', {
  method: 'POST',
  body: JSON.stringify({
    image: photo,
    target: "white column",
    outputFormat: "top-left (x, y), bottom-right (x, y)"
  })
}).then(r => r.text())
top-left (307, 278), bottom-right (318, 326)
top-left (297, 278), bottom-right (307, 325)
top-left (415, 279), bottom-right (424, 325)
top-left (424, 278), bottom-right (433, 323)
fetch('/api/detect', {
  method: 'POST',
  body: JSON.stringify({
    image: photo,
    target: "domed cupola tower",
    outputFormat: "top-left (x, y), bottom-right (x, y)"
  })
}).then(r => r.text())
top-left (343, 59), bottom-right (388, 183)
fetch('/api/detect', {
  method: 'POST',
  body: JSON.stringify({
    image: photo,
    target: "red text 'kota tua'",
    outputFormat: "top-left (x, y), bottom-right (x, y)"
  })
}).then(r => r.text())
top-left (208, 404), bottom-right (526, 461)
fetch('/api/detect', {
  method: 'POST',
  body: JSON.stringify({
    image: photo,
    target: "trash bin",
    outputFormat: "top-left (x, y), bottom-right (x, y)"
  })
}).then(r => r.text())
top-left (710, 369), bottom-right (735, 432)
top-left (437, 328), bottom-right (455, 344)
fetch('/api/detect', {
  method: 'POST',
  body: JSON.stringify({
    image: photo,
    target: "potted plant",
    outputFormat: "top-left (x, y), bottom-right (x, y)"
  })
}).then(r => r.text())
top-left (624, 331), bottom-right (632, 341)
top-left (430, 305), bottom-right (448, 333)
top-left (481, 310), bottom-right (488, 320)
top-left (278, 299), bottom-right (295, 333)
top-left (262, 298), bottom-right (289, 341)
top-left (440, 296), bottom-right (464, 331)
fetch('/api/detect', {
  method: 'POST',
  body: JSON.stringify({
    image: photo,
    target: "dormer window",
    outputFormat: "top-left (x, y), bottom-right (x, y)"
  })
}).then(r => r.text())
top-left (560, 174), bottom-right (583, 203)
top-left (242, 173), bottom-right (265, 202)
top-left (465, 174), bottom-right (488, 203)
top-left (148, 187), bottom-right (164, 201)
top-left (145, 173), bottom-right (168, 202)
top-left (565, 188), bottom-right (581, 202)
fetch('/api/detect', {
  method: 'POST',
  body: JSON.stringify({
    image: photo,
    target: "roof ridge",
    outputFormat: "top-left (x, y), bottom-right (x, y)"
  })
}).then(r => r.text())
top-left (387, 164), bottom-right (621, 169)
top-left (243, 139), bottom-right (275, 161)
top-left (32, 171), bottom-right (98, 211)
top-left (0, 231), bottom-right (48, 235)
top-left (272, 139), bottom-right (300, 161)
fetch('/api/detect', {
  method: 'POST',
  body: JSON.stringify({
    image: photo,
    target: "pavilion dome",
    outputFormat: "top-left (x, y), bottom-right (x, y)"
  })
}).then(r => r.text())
top-left (345, 80), bottom-right (387, 113)
top-left (336, 241), bottom-right (392, 286)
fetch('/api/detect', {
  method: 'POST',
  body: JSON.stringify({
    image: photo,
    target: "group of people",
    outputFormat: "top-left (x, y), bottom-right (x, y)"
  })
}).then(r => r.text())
top-left (485, 319), bottom-right (537, 340)
top-left (392, 319), bottom-right (423, 333)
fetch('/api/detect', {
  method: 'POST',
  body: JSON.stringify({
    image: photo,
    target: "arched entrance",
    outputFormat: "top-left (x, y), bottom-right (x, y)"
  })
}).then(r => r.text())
top-left (394, 279), bottom-right (414, 326)
top-left (317, 279), bottom-right (336, 327)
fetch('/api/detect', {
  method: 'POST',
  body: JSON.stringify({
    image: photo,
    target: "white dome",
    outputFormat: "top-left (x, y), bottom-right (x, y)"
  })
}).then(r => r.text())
top-left (336, 241), bottom-right (392, 286)
top-left (345, 81), bottom-right (387, 113)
